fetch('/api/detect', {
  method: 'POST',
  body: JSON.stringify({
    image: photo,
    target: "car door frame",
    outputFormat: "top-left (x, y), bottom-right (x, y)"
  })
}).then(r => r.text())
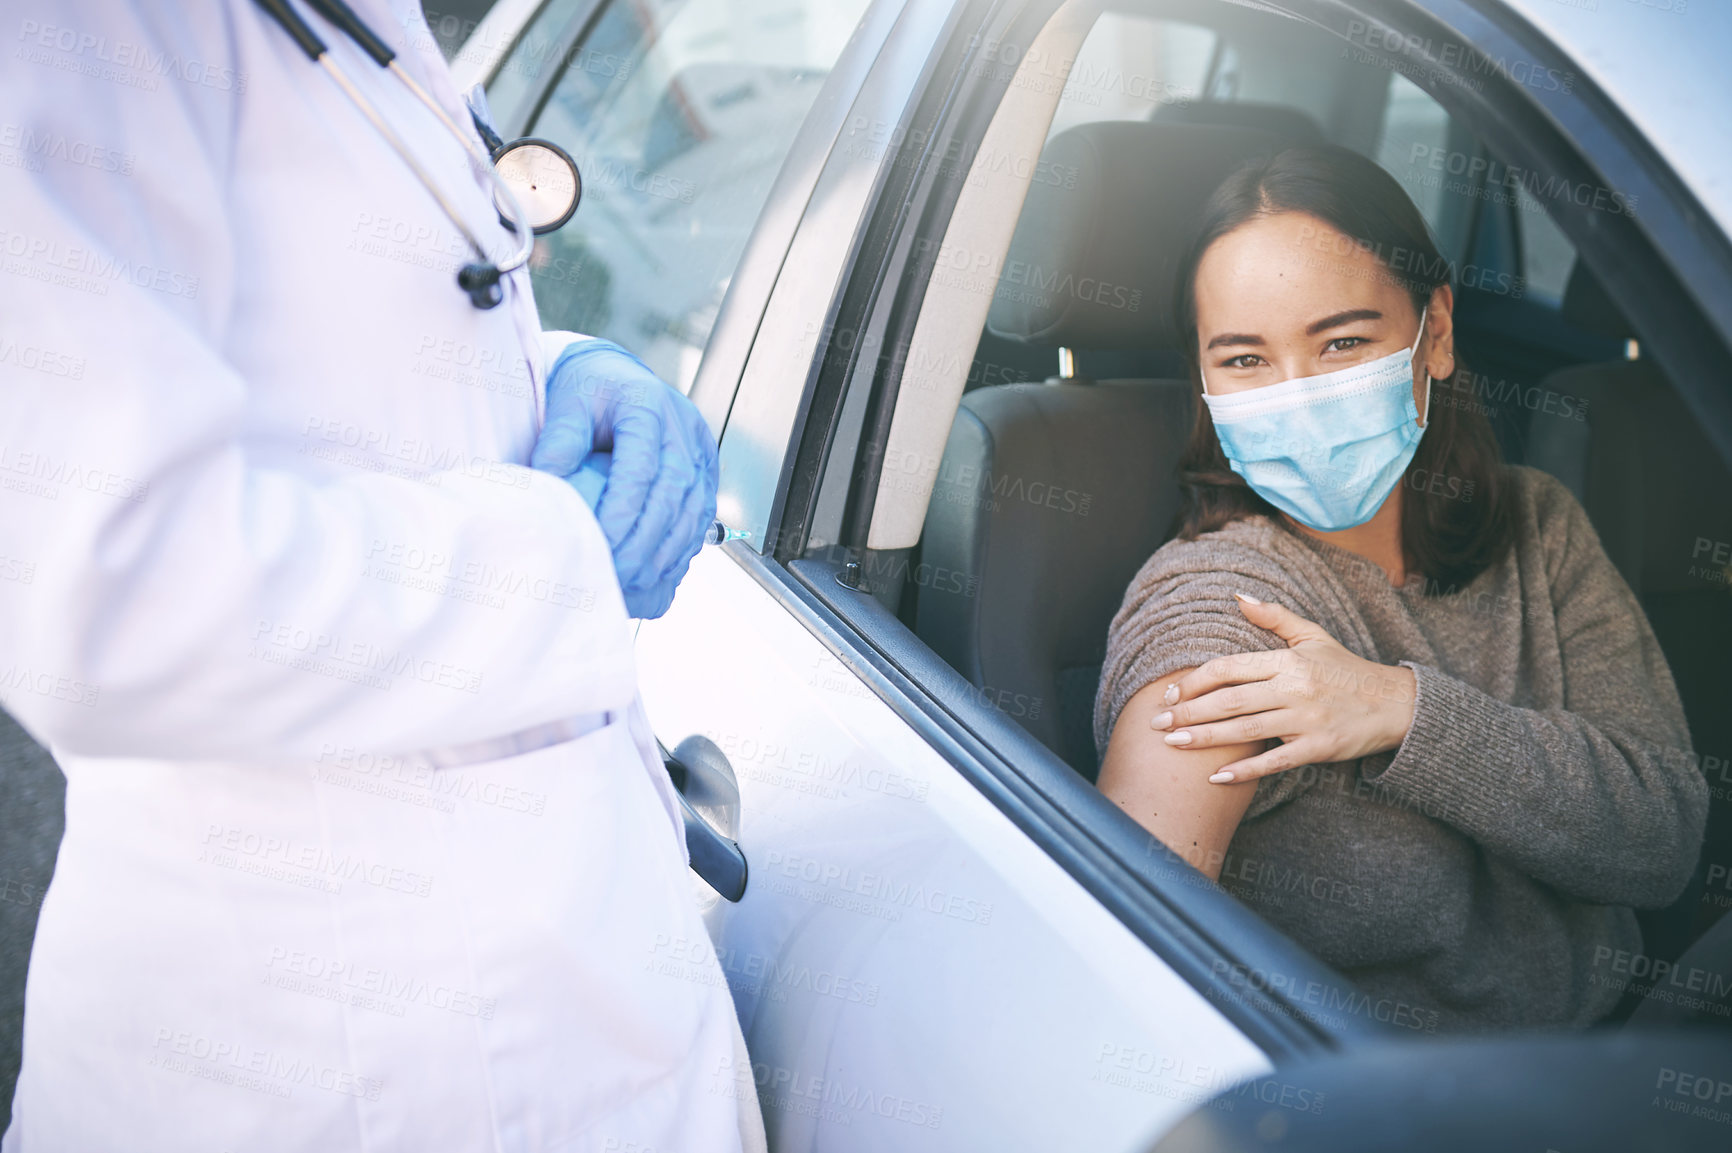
top-left (472, 0), bottom-right (1732, 1068)
top-left (1367, 0), bottom-right (1732, 457)
top-left (703, 0), bottom-right (1732, 1061)
top-left (703, 0), bottom-right (1386, 1061)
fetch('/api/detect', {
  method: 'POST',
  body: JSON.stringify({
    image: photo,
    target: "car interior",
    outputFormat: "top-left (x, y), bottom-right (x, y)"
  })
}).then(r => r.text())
top-left (839, 0), bottom-right (1732, 1018)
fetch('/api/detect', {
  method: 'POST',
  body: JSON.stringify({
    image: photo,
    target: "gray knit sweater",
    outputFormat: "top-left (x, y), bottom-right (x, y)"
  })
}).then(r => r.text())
top-left (1094, 466), bottom-right (1708, 1033)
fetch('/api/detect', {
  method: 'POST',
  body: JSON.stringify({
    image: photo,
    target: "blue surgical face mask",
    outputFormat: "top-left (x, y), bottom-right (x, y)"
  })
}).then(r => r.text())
top-left (1201, 317), bottom-right (1431, 532)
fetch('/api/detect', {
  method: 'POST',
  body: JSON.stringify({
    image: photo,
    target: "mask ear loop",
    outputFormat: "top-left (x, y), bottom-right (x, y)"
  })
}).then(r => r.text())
top-left (1411, 311), bottom-right (1432, 429)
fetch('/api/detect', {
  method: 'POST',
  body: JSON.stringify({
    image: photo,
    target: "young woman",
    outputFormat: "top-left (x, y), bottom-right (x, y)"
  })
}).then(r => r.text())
top-left (1093, 146), bottom-right (1707, 1032)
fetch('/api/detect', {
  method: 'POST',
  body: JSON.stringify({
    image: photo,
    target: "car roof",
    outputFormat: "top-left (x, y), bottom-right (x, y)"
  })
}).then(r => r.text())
top-left (1489, 0), bottom-right (1732, 242)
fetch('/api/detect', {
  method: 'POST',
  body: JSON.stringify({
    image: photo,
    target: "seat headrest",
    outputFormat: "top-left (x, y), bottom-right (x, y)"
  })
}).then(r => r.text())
top-left (1154, 100), bottom-right (1326, 147)
top-left (986, 120), bottom-right (1281, 351)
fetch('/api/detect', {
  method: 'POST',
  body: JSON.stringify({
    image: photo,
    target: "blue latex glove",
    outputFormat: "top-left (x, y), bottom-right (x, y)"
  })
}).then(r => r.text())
top-left (530, 340), bottom-right (718, 619)
top-left (567, 451), bottom-right (611, 513)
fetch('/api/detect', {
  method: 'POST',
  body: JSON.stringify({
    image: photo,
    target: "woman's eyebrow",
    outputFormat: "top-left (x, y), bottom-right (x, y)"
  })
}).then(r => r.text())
top-left (1205, 331), bottom-right (1263, 350)
top-left (1305, 307), bottom-right (1383, 335)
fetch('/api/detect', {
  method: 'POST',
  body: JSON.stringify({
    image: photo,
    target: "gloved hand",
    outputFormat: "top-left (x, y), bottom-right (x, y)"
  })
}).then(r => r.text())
top-left (530, 340), bottom-right (718, 620)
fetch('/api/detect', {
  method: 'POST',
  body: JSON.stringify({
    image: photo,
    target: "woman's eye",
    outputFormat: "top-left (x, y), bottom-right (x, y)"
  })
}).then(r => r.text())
top-left (1222, 354), bottom-right (1264, 369)
top-left (1325, 337), bottom-right (1368, 354)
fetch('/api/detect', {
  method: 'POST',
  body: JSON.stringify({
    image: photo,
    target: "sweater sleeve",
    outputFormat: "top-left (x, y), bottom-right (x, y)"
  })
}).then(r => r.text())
top-left (1095, 530), bottom-right (1316, 821)
top-left (1366, 475), bottom-right (1707, 908)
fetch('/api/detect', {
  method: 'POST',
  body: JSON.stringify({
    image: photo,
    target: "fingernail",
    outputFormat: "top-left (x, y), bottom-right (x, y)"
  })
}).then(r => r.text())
top-left (1151, 711), bottom-right (1173, 730)
top-left (1234, 591), bottom-right (1261, 604)
top-left (1163, 684), bottom-right (1179, 706)
top-left (1209, 770), bottom-right (1235, 783)
top-left (1164, 731), bottom-right (1192, 746)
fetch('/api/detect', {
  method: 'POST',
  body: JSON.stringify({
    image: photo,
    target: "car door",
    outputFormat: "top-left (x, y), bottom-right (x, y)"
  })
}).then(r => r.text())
top-left (470, 0), bottom-right (1388, 1150)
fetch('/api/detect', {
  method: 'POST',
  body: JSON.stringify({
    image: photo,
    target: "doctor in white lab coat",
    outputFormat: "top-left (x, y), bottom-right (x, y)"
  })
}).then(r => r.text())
top-left (0, 2), bottom-right (763, 1149)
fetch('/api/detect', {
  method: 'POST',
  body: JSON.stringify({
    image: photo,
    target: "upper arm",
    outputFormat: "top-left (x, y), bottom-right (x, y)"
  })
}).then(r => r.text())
top-left (1095, 670), bottom-right (1259, 882)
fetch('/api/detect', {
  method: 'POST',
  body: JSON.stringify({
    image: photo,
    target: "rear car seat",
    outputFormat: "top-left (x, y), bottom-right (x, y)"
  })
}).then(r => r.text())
top-left (1527, 264), bottom-right (1732, 970)
top-left (914, 120), bottom-right (1283, 779)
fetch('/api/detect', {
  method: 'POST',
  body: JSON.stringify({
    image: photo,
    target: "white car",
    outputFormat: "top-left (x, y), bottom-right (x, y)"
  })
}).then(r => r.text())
top-left (457, 0), bottom-right (1732, 1149)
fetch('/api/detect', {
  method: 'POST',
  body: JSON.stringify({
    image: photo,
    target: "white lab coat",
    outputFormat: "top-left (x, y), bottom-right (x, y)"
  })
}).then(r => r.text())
top-left (0, 2), bottom-right (762, 1149)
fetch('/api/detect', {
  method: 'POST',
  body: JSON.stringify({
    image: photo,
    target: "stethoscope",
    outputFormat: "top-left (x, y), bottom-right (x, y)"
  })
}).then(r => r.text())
top-left (255, 0), bottom-right (583, 309)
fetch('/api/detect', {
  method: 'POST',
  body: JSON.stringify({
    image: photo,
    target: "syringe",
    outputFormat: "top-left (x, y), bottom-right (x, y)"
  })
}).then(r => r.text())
top-left (704, 521), bottom-right (753, 546)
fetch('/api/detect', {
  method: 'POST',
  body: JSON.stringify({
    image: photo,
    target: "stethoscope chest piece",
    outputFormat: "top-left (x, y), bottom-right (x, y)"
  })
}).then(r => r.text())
top-left (491, 138), bottom-right (581, 236)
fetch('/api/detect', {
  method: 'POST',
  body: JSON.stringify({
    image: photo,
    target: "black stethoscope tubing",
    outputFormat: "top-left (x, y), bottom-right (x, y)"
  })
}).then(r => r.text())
top-left (253, 0), bottom-right (535, 309)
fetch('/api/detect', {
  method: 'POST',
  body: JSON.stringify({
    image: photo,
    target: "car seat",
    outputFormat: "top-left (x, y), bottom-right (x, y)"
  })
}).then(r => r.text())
top-left (1527, 263), bottom-right (1732, 962)
top-left (914, 120), bottom-right (1285, 779)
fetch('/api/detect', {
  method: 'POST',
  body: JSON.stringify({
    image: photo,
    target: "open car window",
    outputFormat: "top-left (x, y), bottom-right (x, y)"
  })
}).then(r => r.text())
top-left (511, 0), bottom-right (870, 391)
top-left (787, 0), bottom-right (1731, 1036)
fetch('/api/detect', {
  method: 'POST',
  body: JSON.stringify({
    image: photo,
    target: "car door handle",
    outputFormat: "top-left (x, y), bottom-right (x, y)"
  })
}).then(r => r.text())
top-left (659, 735), bottom-right (748, 902)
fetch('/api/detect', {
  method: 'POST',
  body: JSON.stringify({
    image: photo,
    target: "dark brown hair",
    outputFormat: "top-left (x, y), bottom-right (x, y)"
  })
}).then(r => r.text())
top-left (1174, 145), bottom-right (1514, 592)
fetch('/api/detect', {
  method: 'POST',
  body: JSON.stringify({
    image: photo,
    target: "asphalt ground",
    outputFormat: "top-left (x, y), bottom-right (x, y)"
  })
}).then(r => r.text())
top-left (0, 711), bottom-right (64, 1136)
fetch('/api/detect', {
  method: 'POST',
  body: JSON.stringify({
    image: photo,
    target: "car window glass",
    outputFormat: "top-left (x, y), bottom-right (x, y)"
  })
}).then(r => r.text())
top-left (1046, 13), bottom-right (1216, 139)
top-left (1375, 73), bottom-right (1452, 236)
top-left (521, 0), bottom-right (870, 391)
top-left (1374, 71), bottom-right (1486, 267)
top-left (423, 2), bottom-right (501, 63)
top-left (1514, 184), bottom-right (1577, 306)
top-left (482, 0), bottom-right (589, 138)
top-left (1374, 72), bottom-right (1578, 307)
